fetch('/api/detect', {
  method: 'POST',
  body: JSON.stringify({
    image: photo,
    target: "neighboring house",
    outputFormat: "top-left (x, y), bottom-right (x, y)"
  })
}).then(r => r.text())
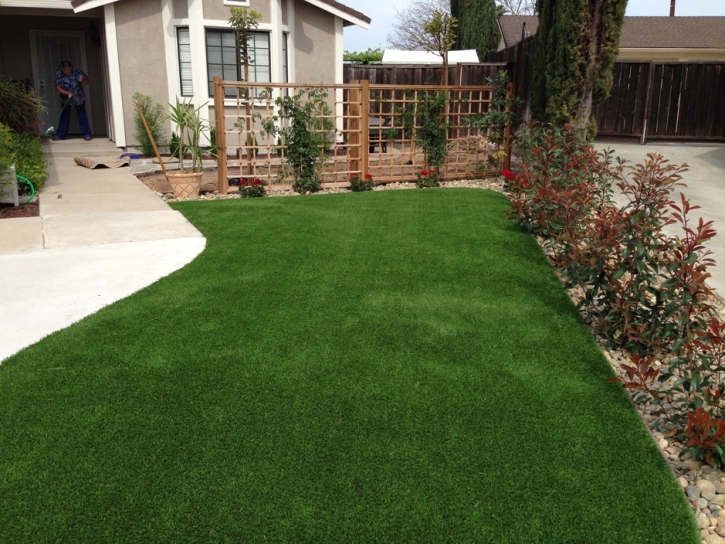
top-left (0, 0), bottom-right (370, 147)
top-left (497, 15), bottom-right (725, 62)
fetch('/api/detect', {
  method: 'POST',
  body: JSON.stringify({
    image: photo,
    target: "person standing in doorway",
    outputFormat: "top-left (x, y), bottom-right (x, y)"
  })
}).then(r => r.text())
top-left (53, 61), bottom-right (93, 141)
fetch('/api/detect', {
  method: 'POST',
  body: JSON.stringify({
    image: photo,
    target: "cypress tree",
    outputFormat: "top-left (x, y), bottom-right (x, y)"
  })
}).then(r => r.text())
top-left (451, 0), bottom-right (500, 61)
top-left (531, 0), bottom-right (627, 137)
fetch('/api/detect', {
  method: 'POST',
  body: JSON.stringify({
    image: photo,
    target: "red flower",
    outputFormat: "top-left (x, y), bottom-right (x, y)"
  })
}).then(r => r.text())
top-left (240, 178), bottom-right (249, 186)
top-left (522, 180), bottom-right (529, 187)
top-left (421, 170), bottom-right (429, 176)
top-left (252, 179), bottom-right (263, 186)
top-left (502, 169), bottom-right (516, 181)
top-left (365, 173), bottom-right (373, 179)
top-left (430, 169), bottom-right (438, 174)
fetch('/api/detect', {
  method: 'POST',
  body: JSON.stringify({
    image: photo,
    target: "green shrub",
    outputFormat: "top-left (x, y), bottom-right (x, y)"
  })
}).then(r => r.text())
top-left (238, 178), bottom-right (266, 198)
top-left (0, 123), bottom-right (14, 196)
top-left (0, 123), bottom-right (14, 173)
top-left (0, 122), bottom-right (47, 195)
top-left (13, 132), bottom-right (48, 193)
top-left (0, 78), bottom-right (45, 133)
top-left (416, 169), bottom-right (440, 188)
top-left (170, 131), bottom-right (181, 160)
top-left (349, 173), bottom-right (374, 192)
top-left (132, 92), bottom-right (167, 157)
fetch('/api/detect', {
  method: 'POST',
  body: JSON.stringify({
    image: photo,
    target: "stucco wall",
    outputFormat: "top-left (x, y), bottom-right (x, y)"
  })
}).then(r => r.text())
top-left (115, 0), bottom-right (170, 146)
top-left (294, 0), bottom-right (336, 84)
top-left (203, 0), bottom-right (271, 23)
top-left (0, 9), bottom-right (108, 135)
top-left (172, 0), bottom-right (188, 19)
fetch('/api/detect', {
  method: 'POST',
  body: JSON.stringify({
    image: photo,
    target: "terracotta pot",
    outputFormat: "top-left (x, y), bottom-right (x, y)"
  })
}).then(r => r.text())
top-left (166, 171), bottom-right (203, 199)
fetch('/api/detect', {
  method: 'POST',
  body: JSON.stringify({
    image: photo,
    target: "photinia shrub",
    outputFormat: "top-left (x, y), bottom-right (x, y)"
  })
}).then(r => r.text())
top-left (509, 122), bottom-right (725, 467)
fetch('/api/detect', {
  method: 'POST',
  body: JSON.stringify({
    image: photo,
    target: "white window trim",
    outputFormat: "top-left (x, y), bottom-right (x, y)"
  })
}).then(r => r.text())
top-left (103, 3), bottom-right (125, 147)
top-left (223, 0), bottom-right (250, 6)
top-left (162, 0), bottom-right (182, 107)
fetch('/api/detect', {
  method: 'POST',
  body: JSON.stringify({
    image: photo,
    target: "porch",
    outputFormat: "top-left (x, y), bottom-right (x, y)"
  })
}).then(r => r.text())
top-left (0, 5), bottom-right (112, 139)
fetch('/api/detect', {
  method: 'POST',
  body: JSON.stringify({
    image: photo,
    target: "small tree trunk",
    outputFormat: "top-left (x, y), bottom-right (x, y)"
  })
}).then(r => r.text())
top-left (574, 0), bottom-right (603, 136)
top-left (242, 28), bottom-right (254, 178)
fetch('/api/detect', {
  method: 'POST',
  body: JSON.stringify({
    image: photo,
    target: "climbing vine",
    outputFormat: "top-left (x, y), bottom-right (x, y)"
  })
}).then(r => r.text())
top-left (261, 88), bottom-right (335, 194)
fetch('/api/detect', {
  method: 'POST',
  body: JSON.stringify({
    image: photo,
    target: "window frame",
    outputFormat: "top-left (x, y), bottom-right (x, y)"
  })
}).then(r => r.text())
top-left (177, 26), bottom-right (193, 97)
top-left (204, 28), bottom-right (272, 99)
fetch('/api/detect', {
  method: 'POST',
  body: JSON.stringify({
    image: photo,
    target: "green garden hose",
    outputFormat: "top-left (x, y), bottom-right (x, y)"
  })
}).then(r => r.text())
top-left (15, 174), bottom-right (36, 203)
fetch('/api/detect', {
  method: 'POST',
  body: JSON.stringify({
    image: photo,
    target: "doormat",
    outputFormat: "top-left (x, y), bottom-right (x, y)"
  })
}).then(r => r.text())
top-left (74, 156), bottom-right (131, 169)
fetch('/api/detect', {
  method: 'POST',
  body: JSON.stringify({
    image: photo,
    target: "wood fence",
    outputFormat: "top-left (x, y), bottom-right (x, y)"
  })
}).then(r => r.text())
top-left (489, 36), bottom-right (537, 120)
top-left (213, 76), bottom-right (513, 194)
top-left (594, 62), bottom-right (725, 143)
top-left (490, 36), bottom-right (725, 142)
top-left (344, 63), bottom-right (507, 86)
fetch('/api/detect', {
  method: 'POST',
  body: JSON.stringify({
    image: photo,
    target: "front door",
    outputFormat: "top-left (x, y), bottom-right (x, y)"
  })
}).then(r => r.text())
top-left (30, 30), bottom-right (94, 135)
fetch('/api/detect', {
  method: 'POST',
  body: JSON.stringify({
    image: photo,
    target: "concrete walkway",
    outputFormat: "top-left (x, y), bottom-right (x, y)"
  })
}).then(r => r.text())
top-left (595, 140), bottom-right (725, 295)
top-left (0, 138), bottom-right (205, 362)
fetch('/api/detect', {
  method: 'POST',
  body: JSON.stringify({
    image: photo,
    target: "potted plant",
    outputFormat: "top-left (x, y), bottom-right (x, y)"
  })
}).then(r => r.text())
top-left (165, 97), bottom-right (208, 198)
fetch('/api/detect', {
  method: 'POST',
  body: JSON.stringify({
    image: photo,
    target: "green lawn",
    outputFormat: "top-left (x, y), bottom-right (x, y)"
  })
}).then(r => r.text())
top-left (0, 189), bottom-right (697, 543)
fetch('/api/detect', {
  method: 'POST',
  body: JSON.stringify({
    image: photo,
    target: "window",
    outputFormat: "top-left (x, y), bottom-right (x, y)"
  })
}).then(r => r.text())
top-left (206, 29), bottom-right (239, 97)
top-left (282, 33), bottom-right (289, 83)
top-left (246, 32), bottom-right (271, 84)
top-left (205, 29), bottom-right (271, 98)
top-left (177, 27), bottom-right (193, 96)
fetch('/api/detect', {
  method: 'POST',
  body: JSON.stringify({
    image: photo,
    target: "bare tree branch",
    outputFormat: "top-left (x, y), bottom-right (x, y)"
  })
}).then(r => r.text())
top-left (387, 0), bottom-right (451, 50)
top-left (496, 0), bottom-right (536, 15)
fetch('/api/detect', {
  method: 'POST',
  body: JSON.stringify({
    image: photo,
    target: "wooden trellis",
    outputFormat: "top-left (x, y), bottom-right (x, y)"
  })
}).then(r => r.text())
top-left (213, 76), bottom-right (513, 194)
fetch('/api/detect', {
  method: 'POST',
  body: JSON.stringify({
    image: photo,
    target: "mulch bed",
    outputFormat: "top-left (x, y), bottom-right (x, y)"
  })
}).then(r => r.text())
top-left (0, 202), bottom-right (39, 219)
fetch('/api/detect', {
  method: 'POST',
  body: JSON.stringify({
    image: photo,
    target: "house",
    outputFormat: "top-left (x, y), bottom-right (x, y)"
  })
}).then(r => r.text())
top-left (0, 0), bottom-right (371, 147)
top-left (381, 49), bottom-right (480, 65)
top-left (497, 15), bottom-right (725, 62)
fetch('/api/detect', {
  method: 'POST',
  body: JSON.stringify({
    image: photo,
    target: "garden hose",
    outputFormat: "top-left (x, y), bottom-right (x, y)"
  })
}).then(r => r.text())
top-left (15, 174), bottom-right (36, 203)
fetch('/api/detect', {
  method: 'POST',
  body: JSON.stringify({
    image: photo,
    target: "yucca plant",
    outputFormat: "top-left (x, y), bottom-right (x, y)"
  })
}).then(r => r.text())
top-left (166, 98), bottom-right (208, 174)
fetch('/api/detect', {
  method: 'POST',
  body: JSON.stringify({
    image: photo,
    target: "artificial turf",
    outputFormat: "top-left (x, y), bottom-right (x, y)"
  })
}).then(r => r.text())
top-left (0, 189), bottom-right (698, 543)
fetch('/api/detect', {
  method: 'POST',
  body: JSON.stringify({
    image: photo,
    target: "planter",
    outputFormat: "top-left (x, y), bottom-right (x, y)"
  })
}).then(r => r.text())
top-left (166, 171), bottom-right (203, 198)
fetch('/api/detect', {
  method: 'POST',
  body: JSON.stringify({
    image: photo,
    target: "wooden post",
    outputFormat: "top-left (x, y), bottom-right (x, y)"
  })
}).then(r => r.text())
top-left (361, 79), bottom-right (370, 178)
top-left (213, 77), bottom-right (228, 195)
top-left (349, 80), bottom-right (361, 175)
top-left (503, 82), bottom-right (515, 172)
top-left (640, 62), bottom-right (656, 146)
top-left (134, 101), bottom-right (167, 175)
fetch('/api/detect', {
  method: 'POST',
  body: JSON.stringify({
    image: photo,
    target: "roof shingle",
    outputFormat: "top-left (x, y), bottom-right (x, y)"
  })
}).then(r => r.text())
top-left (498, 15), bottom-right (725, 50)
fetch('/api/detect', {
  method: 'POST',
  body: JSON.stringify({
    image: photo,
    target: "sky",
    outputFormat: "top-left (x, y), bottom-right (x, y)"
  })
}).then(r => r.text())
top-left (343, 0), bottom-right (725, 52)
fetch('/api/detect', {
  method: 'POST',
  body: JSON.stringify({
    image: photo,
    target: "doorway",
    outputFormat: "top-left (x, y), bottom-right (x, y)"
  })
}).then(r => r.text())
top-left (30, 30), bottom-right (94, 135)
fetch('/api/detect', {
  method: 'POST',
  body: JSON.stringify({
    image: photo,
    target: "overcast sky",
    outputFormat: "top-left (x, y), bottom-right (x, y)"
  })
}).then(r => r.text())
top-left (343, 0), bottom-right (725, 52)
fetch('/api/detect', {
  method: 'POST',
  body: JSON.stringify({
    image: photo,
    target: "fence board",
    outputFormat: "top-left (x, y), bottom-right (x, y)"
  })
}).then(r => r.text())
top-left (491, 34), bottom-right (725, 142)
top-left (344, 63), bottom-right (506, 87)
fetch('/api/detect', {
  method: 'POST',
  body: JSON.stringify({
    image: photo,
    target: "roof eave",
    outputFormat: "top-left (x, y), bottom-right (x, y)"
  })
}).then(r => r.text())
top-left (71, 0), bottom-right (119, 13)
top-left (303, 0), bottom-right (370, 29)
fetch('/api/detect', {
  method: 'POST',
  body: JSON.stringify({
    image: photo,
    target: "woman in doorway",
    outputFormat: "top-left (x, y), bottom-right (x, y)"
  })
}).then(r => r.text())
top-left (53, 61), bottom-right (92, 141)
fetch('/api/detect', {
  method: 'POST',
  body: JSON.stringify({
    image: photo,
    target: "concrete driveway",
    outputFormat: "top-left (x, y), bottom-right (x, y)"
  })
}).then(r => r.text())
top-left (594, 140), bottom-right (725, 295)
top-left (0, 138), bottom-right (205, 363)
